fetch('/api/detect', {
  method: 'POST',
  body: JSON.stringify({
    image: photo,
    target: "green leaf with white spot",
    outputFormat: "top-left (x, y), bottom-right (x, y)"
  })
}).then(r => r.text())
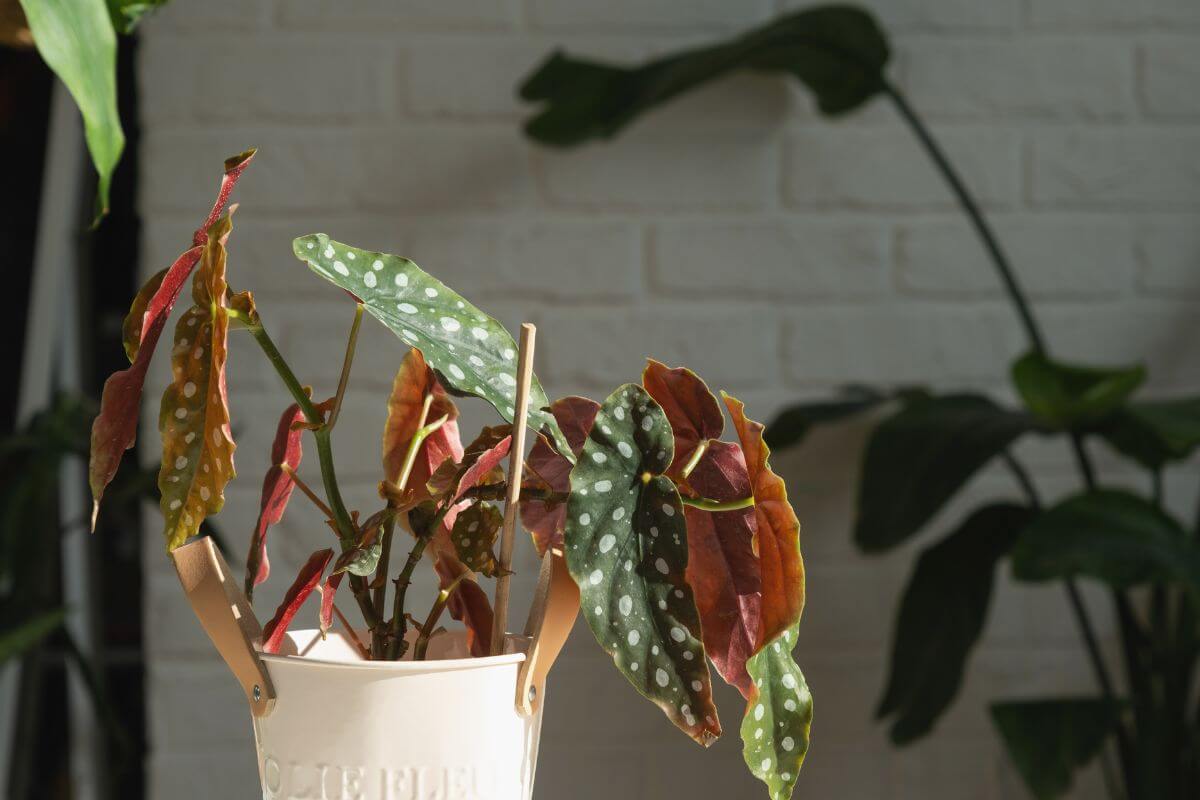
top-left (566, 383), bottom-right (721, 746)
top-left (292, 233), bottom-right (572, 460)
top-left (741, 626), bottom-right (812, 800)
top-left (451, 502), bottom-right (501, 577)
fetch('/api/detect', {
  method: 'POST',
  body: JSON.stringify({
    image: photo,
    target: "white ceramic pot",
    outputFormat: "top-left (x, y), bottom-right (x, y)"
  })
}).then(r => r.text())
top-left (256, 629), bottom-right (543, 800)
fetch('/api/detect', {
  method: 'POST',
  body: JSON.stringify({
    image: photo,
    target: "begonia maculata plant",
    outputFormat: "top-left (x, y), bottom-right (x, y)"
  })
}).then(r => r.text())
top-left (87, 151), bottom-right (813, 799)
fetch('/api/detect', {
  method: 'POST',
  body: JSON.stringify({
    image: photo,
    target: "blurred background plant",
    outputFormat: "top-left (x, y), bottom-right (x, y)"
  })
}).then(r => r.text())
top-left (521, 5), bottom-right (1200, 799)
top-left (2, 0), bottom-right (165, 794)
top-left (3, 0), bottom-right (170, 221)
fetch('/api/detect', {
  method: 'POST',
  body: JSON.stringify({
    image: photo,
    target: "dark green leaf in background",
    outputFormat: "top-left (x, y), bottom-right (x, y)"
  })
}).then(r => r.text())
top-left (1096, 397), bottom-right (1200, 470)
top-left (1011, 489), bottom-right (1200, 591)
top-left (855, 394), bottom-right (1032, 553)
top-left (19, 0), bottom-right (125, 220)
top-left (0, 609), bottom-right (65, 666)
top-left (877, 503), bottom-right (1033, 744)
top-left (520, 5), bottom-right (890, 147)
top-left (991, 698), bottom-right (1121, 800)
top-left (1011, 351), bottom-right (1145, 429)
top-left (764, 385), bottom-right (892, 451)
top-left (106, 0), bottom-right (170, 34)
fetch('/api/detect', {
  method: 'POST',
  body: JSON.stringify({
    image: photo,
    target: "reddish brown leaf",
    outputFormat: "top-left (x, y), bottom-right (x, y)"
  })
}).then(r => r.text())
top-left (684, 440), bottom-right (763, 697)
top-left (122, 268), bottom-right (166, 362)
top-left (382, 349), bottom-right (462, 503)
top-left (89, 151), bottom-right (254, 526)
top-left (244, 403), bottom-right (306, 600)
top-left (428, 426), bottom-right (512, 502)
top-left (642, 359), bottom-right (724, 477)
top-left (520, 396), bottom-right (599, 555)
top-left (723, 392), bottom-right (805, 648)
top-left (156, 213), bottom-right (237, 551)
top-left (262, 547), bottom-right (334, 654)
top-left (435, 554), bottom-right (494, 657)
top-left (90, 246), bottom-right (201, 527)
top-left (318, 571), bottom-right (345, 638)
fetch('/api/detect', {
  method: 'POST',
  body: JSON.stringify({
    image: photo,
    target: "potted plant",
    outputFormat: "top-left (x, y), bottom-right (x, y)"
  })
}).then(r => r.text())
top-left (87, 151), bottom-right (813, 799)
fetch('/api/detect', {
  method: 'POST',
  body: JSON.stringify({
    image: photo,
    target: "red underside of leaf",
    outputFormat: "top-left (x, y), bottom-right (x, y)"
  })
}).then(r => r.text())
top-left (643, 359), bottom-right (724, 477)
top-left (453, 436), bottom-right (511, 501)
top-left (684, 440), bottom-right (763, 697)
top-left (89, 246), bottom-right (202, 520)
top-left (318, 570), bottom-right (345, 637)
top-left (521, 396), bottom-right (599, 554)
top-left (724, 393), bottom-right (805, 647)
top-left (245, 403), bottom-right (306, 599)
top-left (435, 555), bottom-right (493, 657)
top-left (262, 548), bottom-right (334, 654)
top-left (382, 349), bottom-right (463, 503)
top-left (89, 152), bottom-right (255, 523)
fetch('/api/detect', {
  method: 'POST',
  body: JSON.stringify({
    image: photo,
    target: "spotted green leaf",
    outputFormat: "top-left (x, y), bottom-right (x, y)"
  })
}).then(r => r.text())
top-left (156, 213), bottom-right (236, 551)
top-left (292, 234), bottom-right (572, 460)
top-left (566, 383), bottom-right (721, 746)
top-left (741, 626), bottom-right (812, 800)
top-left (451, 502), bottom-right (501, 577)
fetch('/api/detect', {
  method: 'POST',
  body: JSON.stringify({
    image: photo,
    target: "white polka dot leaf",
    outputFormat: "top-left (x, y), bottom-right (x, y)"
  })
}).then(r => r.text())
top-left (89, 150), bottom-right (253, 532)
top-left (740, 626), bottom-right (812, 800)
top-left (450, 502), bottom-right (501, 577)
top-left (156, 212), bottom-right (238, 552)
top-left (566, 383), bottom-right (722, 746)
top-left (642, 361), bottom-right (763, 695)
top-left (292, 233), bottom-right (572, 459)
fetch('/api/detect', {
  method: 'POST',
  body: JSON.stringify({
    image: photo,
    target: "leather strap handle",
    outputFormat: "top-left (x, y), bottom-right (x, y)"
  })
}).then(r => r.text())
top-left (172, 537), bottom-right (276, 717)
top-left (515, 546), bottom-right (579, 716)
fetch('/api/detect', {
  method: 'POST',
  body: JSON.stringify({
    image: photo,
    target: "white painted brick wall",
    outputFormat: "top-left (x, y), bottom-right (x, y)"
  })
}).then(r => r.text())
top-left (135, 1), bottom-right (1200, 798)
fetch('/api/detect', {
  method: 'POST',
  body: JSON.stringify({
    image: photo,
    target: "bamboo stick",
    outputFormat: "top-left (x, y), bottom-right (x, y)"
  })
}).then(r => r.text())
top-left (490, 323), bottom-right (536, 655)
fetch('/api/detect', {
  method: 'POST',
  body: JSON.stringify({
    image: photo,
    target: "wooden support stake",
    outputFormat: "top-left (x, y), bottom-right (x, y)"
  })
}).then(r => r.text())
top-left (491, 323), bottom-right (536, 655)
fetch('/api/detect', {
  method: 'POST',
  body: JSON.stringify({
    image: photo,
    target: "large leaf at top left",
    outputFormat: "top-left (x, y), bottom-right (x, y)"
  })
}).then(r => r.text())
top-left (89, 151), bottom-right (254, 526)
top-left (292, 233), bottom-right (572, 460)
top-left (156, 212), bottom-right (237, 551)
top-left (20, 0), bottom-right (123, 219)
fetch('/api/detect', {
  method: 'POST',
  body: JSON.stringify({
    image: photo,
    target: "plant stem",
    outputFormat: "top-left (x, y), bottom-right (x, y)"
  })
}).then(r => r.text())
top-left (280, 464), bottom-right (334, 520)
top-left (371, 517), bottom-right (395, 658)
top-left (244, 319), bottom-right (381, 632)
top-left (385, 500), bottom-right (457, 660)
top-left (1003, 454), bottom-right (1120, 697)
top-left (882, 81), bottom-right (1048, 358)
top-left (885, 79), bottom-right (1138, 794)
top-left (327, 303), bottom-right (364, 430)
top-left (680, 438), bottom-right (711, 481)
top-left (679, 494), bottom-right (755, 512)
top-left (413, 572), bottom-right (472, 661)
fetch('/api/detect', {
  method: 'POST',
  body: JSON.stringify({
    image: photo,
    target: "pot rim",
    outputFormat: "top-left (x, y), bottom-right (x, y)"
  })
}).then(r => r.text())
top-left (260, 629), bottom-right (529, 673)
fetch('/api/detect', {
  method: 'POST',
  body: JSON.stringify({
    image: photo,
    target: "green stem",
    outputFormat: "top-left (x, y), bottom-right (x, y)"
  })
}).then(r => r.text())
top-left (882, 81), bottom-right (1047, 357)
top-left (385, 500), bottom-right (458, 660)
top-left (244, 319), bottom-right (381, 632)
top-left (679, 495), bottom-right (755, 512)
top-left (371, 517), bottom-right (395, 658)
top-left (885, 78), bottom-right (1137, 795)
top-left (328, 303), bottom-right (364, 430)
top-left (679, 438), bottom-right (711, 481)
top-left (413, 572), bottom-right (472, 661)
